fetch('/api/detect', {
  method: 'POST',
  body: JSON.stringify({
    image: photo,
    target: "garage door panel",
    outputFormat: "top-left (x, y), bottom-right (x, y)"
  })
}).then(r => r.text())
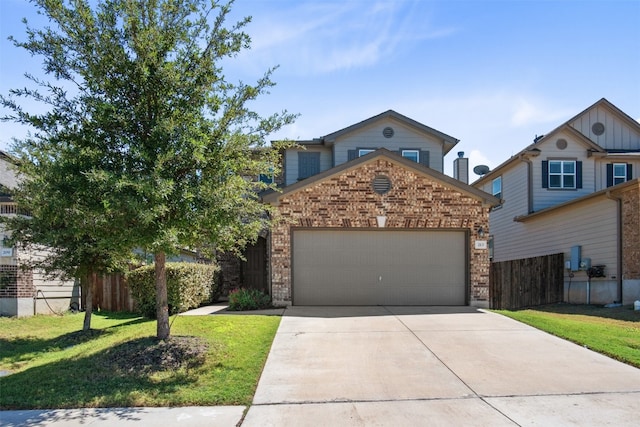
top-left (292, 230), bottom-right (467, 306)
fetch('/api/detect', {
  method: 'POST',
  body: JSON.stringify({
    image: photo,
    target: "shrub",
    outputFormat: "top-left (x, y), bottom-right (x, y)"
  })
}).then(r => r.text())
top-left (228, 288), bottom-right (271, 311)
top-left (128, 262), bottom-right (220, 318)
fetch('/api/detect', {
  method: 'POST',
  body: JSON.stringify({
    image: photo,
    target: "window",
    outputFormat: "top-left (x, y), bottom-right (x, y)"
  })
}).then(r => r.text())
top-left (492, 176), bottom-right (502, 199)
top-left (401, 149), bottom-right (420, 163)
top-left (613, 164), bottom-right (627, 185)
top-left (298, 152), bottom-right (320, 180)
top-left (607, 163), bottom-right (633, 187)
top-left (358, 149), bottom-right (375, 157)
top-left (549, 160), bottom-right (576, 189)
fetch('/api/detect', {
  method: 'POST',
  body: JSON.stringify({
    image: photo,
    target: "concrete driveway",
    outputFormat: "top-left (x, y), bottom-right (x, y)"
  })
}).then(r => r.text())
top-left (242, 306), bottom-right (640, 426)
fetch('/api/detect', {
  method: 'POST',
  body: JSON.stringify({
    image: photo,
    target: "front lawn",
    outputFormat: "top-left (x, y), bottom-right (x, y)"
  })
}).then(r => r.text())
top-left (0, 311), bottom-right (280, 409)
top-left (495, 304), bottom-right (640, 368)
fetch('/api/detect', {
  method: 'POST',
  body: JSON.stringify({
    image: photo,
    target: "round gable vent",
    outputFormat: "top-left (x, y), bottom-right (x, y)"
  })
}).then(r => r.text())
top-left (372, 175), bottom-right (391, 194)
top-left (592, 122), bottom-right (605, 136)
top-left (382, 127), bottom-right (394, 138)
top-left (556, 138), bottom-right (567, 150)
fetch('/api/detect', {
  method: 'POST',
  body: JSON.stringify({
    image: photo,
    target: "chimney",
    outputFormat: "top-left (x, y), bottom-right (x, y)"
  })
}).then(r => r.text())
top-left (453, 151), bottom-right (469, 184)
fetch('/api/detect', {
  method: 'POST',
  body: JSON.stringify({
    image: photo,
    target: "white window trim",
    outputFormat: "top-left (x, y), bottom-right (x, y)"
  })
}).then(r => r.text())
top-left (549, 160), bottom-right (576, 189)
top-left (613, 163), bottom-right (627, 185)
top-left (401, 149), bottom-right (420, 162)
top-left (492, 176), bottom-right (502, 199)
top-left (358, 149), bottom-right (375, 157)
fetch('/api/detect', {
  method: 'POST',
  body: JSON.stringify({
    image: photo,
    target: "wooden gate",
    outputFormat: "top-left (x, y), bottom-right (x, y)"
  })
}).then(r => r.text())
top-left (91, 272), bottom-right (136, 312)
top-left (490, 253), bottom-right (564, 310)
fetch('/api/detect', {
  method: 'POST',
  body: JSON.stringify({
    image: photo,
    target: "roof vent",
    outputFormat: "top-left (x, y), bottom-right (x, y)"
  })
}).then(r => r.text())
top-left (382, 127), bottom-right (394, 138)
top-left (592, 122), bottom-right (605, 136)
top-left (372, 175), bottom-right (392, 194)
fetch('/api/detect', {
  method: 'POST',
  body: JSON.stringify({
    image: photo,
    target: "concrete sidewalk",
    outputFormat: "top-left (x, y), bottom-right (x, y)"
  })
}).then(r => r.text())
top-left (242, 306), bottom-right (640, 426)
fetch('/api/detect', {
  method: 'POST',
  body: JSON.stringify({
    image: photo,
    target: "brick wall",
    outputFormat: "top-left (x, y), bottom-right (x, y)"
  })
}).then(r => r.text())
top-left (621, 181), bottom-right (640, 280)
top-left (269, 158), bottom-right (492, 306)
top-left (0, 264), bottom-right (34, 299)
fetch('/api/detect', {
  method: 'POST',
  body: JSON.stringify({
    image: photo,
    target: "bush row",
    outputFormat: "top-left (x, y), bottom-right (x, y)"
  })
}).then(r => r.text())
top-left (128, 262), bottom-right (220, 318)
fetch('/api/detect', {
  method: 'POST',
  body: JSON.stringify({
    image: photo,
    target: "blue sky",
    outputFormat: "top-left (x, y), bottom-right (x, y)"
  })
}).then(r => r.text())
top-left (1, 0), bottom-right (639, 177)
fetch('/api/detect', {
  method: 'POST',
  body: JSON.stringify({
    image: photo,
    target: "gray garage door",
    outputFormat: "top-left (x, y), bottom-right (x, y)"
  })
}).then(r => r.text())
top-left (292, 229), bottom-right (467, 305)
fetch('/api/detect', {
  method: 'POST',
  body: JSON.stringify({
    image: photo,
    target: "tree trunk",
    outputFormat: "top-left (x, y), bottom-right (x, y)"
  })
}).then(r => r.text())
top-left (82, 272), bottom-right (93, 331)
top-left (155, 252), bottom-right (170, 340)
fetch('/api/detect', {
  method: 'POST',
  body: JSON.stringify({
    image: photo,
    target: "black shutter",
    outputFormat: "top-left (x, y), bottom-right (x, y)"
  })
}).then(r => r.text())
top-left (576, 161), bottom-right (582, 189)
top-left (541, 161), bottom-right (548, 188)
top-left (606, 164), bottom-right (613, 187)
top-left (627, 164), bottom-right (633, 180)
top-left (347, 150), bottom-right (357, 161)
top-left (298, 152), bottom-right (320, 180)
top-left (419, 150), bottom-right (430, 167)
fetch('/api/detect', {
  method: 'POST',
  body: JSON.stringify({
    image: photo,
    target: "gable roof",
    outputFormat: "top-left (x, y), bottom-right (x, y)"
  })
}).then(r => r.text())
top-left (303, 110), bottom-right (460, 155)
top-left (262, 148), bottom-right (499, 206)
top-left (473, 98), bottom-right (637, 186)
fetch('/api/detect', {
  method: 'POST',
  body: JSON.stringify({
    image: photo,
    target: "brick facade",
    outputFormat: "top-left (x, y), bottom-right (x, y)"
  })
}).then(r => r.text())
top-left (621, 181), bottom-right (640, 280)
top-left (268, 156), bottom-right (493, 307)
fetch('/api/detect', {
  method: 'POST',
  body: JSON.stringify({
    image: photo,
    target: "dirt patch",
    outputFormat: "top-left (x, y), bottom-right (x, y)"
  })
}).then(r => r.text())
top-left (104, 336), bottom-right (209, 375)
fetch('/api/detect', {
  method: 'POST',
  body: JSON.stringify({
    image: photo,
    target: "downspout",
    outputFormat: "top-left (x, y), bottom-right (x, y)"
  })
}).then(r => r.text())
top-left (606, 190), bottom-right (624, 304)
top-left (519, 150), bottom-right (539, 214)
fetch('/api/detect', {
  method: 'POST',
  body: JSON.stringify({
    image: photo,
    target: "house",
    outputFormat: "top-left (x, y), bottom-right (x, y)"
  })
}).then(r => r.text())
top-left (472, 98), bottom-right (640, 305)
top-left (0, 151), bottom-right (78, 317)
top-left (261, 110), bottom-right (500, 307)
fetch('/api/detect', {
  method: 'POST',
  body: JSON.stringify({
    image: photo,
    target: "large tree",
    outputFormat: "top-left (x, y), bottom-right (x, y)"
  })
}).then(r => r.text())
top-left (1, 0), bottom-right (295, 338)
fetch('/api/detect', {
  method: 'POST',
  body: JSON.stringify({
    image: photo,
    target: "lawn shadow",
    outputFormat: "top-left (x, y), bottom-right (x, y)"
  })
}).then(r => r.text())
top-left (526, 303), bottom-right (639, 323)
top-left (0, 314), bottom-right (150, 368)
top-left (0, 336), bottom-right (207, 410)
top-left (0, 407), bottom-right (148, 427)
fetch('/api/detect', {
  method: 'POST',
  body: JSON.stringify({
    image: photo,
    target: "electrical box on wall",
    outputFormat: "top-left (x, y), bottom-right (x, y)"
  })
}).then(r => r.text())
top-left (570, 246), bottom-right (581, 271)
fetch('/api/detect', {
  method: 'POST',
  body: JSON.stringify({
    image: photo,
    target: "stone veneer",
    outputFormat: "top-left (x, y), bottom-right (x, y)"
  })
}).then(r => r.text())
top-left (621, 181), bottom-right (640, 280)
top-left (268, 157), bottom-right (493, 307)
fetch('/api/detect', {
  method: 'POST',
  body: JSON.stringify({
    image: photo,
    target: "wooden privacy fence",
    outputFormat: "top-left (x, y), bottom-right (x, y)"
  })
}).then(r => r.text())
top-left (91, 272), bottom-right (136, 312)
top-left (490, 253), bottom-right (564, 310)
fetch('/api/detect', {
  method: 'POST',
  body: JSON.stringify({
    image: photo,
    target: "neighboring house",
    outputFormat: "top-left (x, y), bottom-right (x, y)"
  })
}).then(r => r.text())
top-left (262, 110), bottom-right (500, 307)
top-left (473, 98), bottom-right (640, 305)
top-left (0, 151), bottom-right (78, 317)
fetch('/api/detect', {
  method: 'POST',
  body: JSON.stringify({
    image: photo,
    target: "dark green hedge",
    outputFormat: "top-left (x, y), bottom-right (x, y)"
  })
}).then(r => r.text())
top-left (128, 262), bottom-right (220, 318)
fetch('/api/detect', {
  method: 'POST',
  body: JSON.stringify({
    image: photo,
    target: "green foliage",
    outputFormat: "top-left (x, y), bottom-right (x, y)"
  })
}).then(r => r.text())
top-left (128, 262), bottom-right (220, 318)
top-left (228, 288), bottom-right (271, 311)
top-left (2, 0), bottom-right (297, 337)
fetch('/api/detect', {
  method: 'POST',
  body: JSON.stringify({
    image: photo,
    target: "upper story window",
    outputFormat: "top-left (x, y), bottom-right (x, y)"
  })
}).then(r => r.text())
top-left (358, 149), bottom-right (375, 157)
top-left (492, 176), bottom-right (502, 199)
top-left (607, 163), bottom-right (633, 187)
top-left (547, 160), bottom-right (576, 189)
top-left (401, 149), bottom-right (420, 163)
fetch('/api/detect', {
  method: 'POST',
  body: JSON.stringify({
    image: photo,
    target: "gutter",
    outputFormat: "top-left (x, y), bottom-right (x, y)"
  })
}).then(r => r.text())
top-left (605, 190), bottom-right (624, 304)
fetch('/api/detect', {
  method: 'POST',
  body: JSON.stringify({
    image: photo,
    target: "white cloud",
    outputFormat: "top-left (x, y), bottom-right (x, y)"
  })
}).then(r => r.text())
top-left (233, 0), bottom-right (457, 75)
top-left (510, 98), bottom-right (573, 127)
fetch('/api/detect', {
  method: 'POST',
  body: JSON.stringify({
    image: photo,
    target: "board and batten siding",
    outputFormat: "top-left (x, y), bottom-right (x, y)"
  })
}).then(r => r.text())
top-left (332, 120), bottom-right (444, 173)
top-left (532, 129), bottom-right (595, 211)
top-left (284, 147), bottom-right (332, 186)
top-left (570, 104), bottom-right (640, 151)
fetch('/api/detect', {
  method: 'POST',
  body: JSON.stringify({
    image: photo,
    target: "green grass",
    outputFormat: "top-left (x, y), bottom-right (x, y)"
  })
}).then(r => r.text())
top-left (495, 304), bottom-right (640, 368)
top-left (0, 311), bottom-right (280, 409)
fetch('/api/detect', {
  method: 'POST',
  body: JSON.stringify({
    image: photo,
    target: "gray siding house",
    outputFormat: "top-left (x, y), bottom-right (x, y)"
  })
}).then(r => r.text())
top-left (473, 99), bottom-right (640, 305)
